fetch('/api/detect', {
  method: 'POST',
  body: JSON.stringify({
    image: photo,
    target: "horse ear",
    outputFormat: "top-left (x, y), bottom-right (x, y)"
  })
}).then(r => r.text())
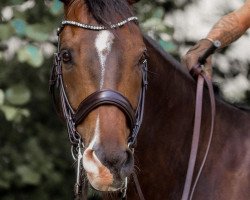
top-left (127, 0), bottom-right (140, 5)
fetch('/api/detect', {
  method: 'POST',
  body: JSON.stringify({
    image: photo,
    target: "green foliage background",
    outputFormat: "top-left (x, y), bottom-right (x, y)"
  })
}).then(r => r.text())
top-left (0, 1), bottom-right (73, 199)
top-left (0, 0), bottom-right (180, 199)
top-left (1, 0), bottom-right (249, 199)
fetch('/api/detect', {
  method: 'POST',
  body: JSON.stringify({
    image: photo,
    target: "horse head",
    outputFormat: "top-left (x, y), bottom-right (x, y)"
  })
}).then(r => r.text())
top-left (57, 0), bottom-right (145, 192)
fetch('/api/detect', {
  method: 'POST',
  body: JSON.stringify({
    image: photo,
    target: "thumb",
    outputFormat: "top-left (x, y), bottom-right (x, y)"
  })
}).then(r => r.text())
top-left (183, 54), bottom-right (199, 71)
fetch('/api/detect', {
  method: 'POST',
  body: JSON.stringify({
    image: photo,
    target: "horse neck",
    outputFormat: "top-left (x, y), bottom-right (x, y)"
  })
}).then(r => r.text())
top-left (139, 36), bottom-right (250, 199)
top-left (138, 36), bottom-right (199, 196)
top-left (143, 35), bottom-right (197, 139)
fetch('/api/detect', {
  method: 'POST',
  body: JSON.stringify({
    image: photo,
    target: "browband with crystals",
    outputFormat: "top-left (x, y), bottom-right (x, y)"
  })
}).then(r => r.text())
top-left (57, 16), bottom-right (138, 35)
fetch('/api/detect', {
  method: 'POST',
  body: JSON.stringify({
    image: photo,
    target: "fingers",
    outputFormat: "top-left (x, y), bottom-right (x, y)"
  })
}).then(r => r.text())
top-left (182, 43), bottom-right (201, 71)
top-left (203, 57), bottom-right (212, 80)
top-left (183, 39), bottom-right (214, 78)
top-left (183, 53), bottom-right (199, 71)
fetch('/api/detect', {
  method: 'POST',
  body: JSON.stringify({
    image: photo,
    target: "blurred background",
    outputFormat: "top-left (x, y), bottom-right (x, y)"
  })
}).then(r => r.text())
top-left (0, 0), bottom-right (249, 199)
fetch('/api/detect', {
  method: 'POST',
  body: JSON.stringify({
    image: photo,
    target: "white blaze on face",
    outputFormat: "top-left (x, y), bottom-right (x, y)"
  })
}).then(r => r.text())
top-left (95, 30), bottom-right (115, 89)
top-left (83, 31), bottom-right (116, 190)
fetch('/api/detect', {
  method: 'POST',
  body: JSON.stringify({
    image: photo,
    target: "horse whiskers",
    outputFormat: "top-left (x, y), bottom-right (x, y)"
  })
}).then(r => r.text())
top-left (147, 69), bottom-right (158, 76)
top-left (72, 160), bottom-right (77, 168)
top-left (133, 164), bottom-right (141, 174)
top-left (81, 173), bottom-right (87, 181)
top-left (99, 190), bottom-right (115, 200)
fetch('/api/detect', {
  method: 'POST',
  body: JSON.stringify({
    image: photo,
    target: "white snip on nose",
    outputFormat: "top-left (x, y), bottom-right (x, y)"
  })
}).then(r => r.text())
top-left (88, 114), bottom-right (100, 150)
top-left (83, 115), bottom-right (100, 174)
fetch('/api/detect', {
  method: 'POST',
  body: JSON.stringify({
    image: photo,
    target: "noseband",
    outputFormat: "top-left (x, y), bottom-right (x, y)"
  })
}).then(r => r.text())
top-left (49, 16), bottom-right (147, 198)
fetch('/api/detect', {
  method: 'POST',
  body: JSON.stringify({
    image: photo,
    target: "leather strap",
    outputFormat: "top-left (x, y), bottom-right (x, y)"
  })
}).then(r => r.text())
top-left (181, 75), bottom-right (204, 200)
top-left (132, 172), bottom-right (146, 200)
top-left (181, 66), bottom-right (216, 200)
top-left (73, 90), bottom-right (136, 127)
top-left (181, 39), bottom-right (219, 200)
top-left (189, 73), bottom-right (215, 200)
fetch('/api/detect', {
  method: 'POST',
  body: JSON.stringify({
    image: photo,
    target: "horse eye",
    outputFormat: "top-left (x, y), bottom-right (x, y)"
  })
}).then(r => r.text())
top-left (61, 50), bottom-right (72, 63)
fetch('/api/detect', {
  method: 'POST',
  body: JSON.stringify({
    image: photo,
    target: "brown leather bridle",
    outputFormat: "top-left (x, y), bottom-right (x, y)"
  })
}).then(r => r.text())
top-left (49, 16), bottom-right (147, 199)
top-left (49, 16), bottom-right (147, 147)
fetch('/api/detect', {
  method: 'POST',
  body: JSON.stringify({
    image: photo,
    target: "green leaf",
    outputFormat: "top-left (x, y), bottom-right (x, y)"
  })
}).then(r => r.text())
top-left (0, 89), bottom-right (4, 105)
top-left (0, 170), bottom-right (14, 189)
top-left (159, 39), bottom-right (177, 53)
top-left (152, 7), bottom-right (165, 19)
top-left (0, 179), bottom-right (10, 189)
top-left (17, 44), bottom-right (44, 67)
top-left (10, 18), bottom-right (27, 36)
top-left (0, 24), bottom-right (14, 40)
top-left (0, 105), bottom-right (30, 122)
top-left (1, 0), bottom-right (23, 6)
top-left (5, 84), bottom-right (31, 105)
top-left (49, 0), bottom-right (63, 15)
top-left (0, 105), bottom-right (18, 121)
top-left (25, 24), bottom-right (50, 42)
top-left (16, 165), bottom-right (41, 185)
top-left (142, 18), bottom-right (167, 32)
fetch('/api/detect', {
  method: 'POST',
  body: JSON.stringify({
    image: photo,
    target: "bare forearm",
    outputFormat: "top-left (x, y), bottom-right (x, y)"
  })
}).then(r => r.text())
top-left (207, 12), bottom-right (246, 48)
top-left (184, 1), bottom-right (250, 77)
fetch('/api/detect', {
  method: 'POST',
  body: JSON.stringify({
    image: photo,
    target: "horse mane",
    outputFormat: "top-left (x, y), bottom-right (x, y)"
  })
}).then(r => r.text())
top-left (85, 0), bottom-right (134, 26)
top-left (219, 97), bottom-right (250, 111)
top-left (143, 35), bottom-right (250, 113)
top-left (231, 103), bottom-right (250, 111)
top-left (143, 35), bottom-right (194, 81)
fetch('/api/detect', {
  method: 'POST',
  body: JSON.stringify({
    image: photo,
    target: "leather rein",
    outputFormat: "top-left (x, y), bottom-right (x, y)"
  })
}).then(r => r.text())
top-left (49, 16), bottom-right (147, 200)
top-left (181, 40), bottom-right (221, 200)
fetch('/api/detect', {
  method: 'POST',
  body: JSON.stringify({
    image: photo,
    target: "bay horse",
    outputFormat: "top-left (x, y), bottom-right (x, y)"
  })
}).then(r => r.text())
top-left (51, 0), bottom-right (250, 199)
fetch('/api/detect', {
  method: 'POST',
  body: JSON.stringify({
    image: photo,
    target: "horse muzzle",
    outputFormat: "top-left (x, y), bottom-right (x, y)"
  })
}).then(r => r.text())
top-left (82, 146), bottom-right (134, 192)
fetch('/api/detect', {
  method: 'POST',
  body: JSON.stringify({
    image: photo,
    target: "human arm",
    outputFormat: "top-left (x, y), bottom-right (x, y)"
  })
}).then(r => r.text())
top-left (207, 0), bottom-right (250, 48)
top-left (184, 0), bottom-right (250, 78)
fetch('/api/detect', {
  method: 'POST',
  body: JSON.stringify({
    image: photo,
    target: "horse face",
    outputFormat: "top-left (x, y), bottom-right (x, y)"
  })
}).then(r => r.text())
top-left (59, 1), bottom-right (146, 192)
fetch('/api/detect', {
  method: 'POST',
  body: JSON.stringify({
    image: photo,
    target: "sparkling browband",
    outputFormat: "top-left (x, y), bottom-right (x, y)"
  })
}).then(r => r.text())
top-left (57, 16), bottom-right (138, 35)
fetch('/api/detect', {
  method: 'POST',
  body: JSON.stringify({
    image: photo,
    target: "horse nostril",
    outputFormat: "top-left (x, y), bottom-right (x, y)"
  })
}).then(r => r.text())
top-left (93, 145), bottom-right (134, 178)
top-left (124, 149), bottom-right (134, 166)
top-left (120, 149), bottom-right (134, 179)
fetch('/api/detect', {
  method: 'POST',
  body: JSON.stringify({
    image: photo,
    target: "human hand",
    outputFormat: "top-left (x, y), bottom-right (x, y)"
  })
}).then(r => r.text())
top-left (183, 39), bottom-right (214, 79)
